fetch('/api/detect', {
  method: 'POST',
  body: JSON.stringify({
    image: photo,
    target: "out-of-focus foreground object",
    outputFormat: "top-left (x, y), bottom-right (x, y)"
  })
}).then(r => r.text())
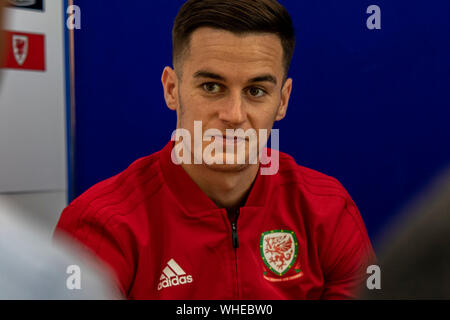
top-left (363, 167), bottom-right (450, 299)
top-left (0, 209), bottom-right (123, 299)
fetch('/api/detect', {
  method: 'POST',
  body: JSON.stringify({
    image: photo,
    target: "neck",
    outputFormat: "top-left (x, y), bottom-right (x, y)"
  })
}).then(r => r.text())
top-left (181, 162), bottom-right (259, 210)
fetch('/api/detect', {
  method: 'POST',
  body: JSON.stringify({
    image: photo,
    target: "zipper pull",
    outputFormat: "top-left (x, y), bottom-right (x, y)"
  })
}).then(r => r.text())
top-left (231, 222), bottom-right (239, 249)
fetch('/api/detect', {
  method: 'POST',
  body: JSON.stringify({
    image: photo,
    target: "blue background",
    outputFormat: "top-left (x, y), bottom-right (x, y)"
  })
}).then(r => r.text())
top-left (71, 0), bottom-right (450, 249)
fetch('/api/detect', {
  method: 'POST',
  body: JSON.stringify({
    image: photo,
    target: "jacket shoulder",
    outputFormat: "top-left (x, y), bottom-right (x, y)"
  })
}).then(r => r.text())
top-left (62, 151), bottom-right (163, 227)
top-left (277, 151), bottom-right (347, 197)
top-left (276, 151), bottom-right (371, 242)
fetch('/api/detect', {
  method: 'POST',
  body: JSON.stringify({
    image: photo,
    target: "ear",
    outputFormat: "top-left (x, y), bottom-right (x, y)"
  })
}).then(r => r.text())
top-left (275, 78), bottom-right (293, 121)
top-left (161, 66), bottom-right (179, 111)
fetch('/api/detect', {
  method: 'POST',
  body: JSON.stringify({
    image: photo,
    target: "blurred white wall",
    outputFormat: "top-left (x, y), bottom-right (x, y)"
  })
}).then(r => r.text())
top-left (0, 191), bottom-right (66, 238)
top-left (0, 2), bottom-right (68, 235)
top-left (0, 2), bottom-right (67, 193)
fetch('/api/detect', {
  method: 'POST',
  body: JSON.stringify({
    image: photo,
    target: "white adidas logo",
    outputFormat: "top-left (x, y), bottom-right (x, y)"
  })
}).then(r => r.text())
top-left (158, 259), bottom-right (193, 291)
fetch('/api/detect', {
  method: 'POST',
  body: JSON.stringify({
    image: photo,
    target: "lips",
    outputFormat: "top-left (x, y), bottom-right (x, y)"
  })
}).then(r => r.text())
top-left (221, 135), bottom-right (246, 146)
top-left (202, 133), bottom-right (247, 146)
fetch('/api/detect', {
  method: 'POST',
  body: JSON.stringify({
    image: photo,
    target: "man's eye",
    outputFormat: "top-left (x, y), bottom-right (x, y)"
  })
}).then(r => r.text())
top-left (248, 87), bottom-right (266, 98)
top-left (203, 83), bottom-right (222, 93)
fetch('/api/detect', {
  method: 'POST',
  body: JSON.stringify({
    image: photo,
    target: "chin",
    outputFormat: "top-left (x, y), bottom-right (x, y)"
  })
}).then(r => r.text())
top-left (196, 148), bottom-right (260, 173)
top-left (202, 162), bottom-right (250, 173)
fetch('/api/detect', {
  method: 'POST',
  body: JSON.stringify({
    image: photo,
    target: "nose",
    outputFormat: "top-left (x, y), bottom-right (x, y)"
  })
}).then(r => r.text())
top-left (218, 91), bottom-right (246, 126)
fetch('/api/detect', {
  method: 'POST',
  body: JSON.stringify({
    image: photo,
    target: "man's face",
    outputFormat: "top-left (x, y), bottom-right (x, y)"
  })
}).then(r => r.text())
top-left (162, 27), bottom-right (292, 172)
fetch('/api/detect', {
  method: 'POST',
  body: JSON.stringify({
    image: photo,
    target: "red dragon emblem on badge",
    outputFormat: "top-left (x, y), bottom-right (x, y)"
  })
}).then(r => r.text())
top-left (12, 35), bottom-right (29, 66)
top-left (260, 230), bottom-right (302, 280)
top-left (264, 234), bottom-right (293, 271)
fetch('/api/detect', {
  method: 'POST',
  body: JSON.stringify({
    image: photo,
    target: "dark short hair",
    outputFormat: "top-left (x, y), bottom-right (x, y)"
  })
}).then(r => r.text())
top-left (172, 0), bottom-right (296, 79)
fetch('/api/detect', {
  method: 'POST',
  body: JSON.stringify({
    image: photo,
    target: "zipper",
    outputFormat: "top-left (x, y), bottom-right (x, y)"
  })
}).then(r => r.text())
top-left (231, 221), bottom-right (239, 249)
top-left (230, 209), bottom-right (240, 298)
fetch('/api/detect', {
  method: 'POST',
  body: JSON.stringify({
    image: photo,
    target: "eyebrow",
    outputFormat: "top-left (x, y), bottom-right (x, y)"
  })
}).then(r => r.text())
top-left (193, 71), bottom-right (277, 85)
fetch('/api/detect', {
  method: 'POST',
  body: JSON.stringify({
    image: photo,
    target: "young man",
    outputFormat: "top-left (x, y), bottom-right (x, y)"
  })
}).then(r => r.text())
top-left (55, 0), bottom-right (376, 299)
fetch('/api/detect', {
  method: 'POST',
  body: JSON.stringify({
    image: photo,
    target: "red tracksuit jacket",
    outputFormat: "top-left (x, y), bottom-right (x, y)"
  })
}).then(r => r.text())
top-left (55, 141), bottom-right (376, 299)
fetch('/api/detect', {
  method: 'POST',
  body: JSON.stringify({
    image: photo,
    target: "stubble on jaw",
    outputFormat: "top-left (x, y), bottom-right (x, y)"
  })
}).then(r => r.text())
top-left (176, 87), bottom-right (185, 129)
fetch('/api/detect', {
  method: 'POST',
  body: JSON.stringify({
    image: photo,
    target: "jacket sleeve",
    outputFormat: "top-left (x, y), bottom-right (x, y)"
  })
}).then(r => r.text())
top-left (320, 196), bottom-right (377, 300)
top-left (53, 200), bottom-right (136, 297)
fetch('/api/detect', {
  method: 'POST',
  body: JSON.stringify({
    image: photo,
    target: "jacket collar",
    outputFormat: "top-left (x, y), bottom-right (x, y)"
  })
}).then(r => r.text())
top-left (159, 141), bottom-right (274, 215)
